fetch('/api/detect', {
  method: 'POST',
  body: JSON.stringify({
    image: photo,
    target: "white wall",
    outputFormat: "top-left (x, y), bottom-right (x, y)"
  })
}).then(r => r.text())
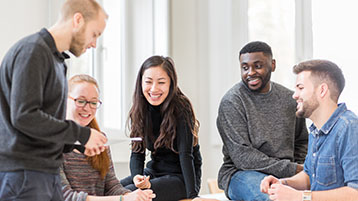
top-left (0, 0), bottom-right (63, 60)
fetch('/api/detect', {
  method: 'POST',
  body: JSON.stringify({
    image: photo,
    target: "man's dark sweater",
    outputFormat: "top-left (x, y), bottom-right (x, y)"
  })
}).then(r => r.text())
top-left (0, 28), bottom-right (90, 174)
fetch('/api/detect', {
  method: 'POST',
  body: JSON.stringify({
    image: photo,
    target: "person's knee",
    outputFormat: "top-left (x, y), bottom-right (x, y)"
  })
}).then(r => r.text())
top-left (235, 170), bottom-right (267, 184)
top-left (120, 176), bottom-right (133, 186)
top-left (228, 170), bottom-right (268, 200)
top-left (125, 184), bottom-right (138, 191)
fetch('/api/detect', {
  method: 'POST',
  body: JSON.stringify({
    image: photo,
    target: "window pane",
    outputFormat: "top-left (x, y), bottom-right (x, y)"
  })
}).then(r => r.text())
top-left (248, 0), bottom-right (295, 88)
top-left (66, 50), bottom-right (93, 78)
top-left (101, 0), bottom-right (123, 131)
top-left (312, 0), bottom-right (358, 113)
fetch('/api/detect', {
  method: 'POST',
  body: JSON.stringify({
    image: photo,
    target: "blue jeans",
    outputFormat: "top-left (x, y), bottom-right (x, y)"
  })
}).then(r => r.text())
top-left (228, 170), bottom-right (269, 201)
top-left (0, 170), bottom-right (63, 201)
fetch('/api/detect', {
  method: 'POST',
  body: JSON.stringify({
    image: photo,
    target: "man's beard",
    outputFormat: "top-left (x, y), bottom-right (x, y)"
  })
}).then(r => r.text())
top-left (244, 71), bottom-right (272, 93)
top-left (296, 95), bottom-right (319, 118)
top-left (69, 26), bottom-right (86, 57)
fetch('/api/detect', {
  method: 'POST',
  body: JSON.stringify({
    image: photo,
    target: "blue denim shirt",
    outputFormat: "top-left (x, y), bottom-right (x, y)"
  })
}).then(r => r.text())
top-left (304, 103), bottom-right (358, 191)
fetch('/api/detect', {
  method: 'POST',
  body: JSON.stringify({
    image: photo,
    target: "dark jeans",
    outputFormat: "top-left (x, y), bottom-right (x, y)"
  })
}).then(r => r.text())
top-left (120, 169), bottom-right (187, 201)
top-left (0, 170), bottom-right (63, 201)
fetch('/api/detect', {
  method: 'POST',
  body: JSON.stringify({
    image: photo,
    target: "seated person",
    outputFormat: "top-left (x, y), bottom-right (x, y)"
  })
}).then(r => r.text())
top-left (261, 60), bottom-right (358, 201)
top-left (120, 56), bottom-right (202, 201)
top-left (217, 41), bottom-right (308, 201)
top-left (61, 74), bottom-right (155, 201)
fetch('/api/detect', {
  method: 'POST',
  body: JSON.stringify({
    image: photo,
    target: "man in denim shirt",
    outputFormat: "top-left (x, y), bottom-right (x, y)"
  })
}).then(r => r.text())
top-left (260, 59), bottom-right (358, 201)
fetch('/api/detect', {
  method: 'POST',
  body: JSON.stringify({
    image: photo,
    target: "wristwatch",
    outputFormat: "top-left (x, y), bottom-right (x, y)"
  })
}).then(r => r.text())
top-left (302, 190), bottom-right (312, 201)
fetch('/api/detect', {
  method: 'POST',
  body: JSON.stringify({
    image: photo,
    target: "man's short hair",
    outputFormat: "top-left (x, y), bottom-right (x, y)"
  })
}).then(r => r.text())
top-left (293, 59), bottom-right (345, 102)
top-left (239, 41), bottom-right (273, 58)
top-left (61, 0), bottom-right (107, 22)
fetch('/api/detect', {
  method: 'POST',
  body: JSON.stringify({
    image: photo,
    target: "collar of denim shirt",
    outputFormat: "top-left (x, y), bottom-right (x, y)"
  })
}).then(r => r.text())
top-left (309, 103), bottom-right (347, 137)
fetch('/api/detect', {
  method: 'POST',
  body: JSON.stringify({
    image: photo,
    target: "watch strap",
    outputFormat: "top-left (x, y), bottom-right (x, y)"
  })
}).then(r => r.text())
top-left (302, 190), bottom-right (312, 201)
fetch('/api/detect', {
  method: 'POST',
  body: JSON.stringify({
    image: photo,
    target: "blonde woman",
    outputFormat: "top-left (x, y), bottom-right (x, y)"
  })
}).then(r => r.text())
top-left (61, 74), bottom-right (155, 201)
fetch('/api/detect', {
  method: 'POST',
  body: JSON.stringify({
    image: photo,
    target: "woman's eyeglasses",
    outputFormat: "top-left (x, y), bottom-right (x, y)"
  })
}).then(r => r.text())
top-left (68, 96), bottom-right (102, 109)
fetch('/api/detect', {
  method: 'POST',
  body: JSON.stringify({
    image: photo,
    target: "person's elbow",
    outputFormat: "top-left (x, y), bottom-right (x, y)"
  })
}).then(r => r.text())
top-left (10, 110), bottom-right (27, 130)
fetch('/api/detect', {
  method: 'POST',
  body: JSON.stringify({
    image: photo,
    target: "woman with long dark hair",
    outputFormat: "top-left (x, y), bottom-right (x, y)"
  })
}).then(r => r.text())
top-left (120, 56), bottom-right (202, 201)
top-left (61, 74), bottom-right (155, 201)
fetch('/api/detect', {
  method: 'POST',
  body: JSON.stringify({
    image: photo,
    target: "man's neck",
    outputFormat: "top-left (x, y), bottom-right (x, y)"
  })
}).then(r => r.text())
top-left (48, 22), bottom-right (72, 53)
top-left (310, 101), bottom-right (338, 130)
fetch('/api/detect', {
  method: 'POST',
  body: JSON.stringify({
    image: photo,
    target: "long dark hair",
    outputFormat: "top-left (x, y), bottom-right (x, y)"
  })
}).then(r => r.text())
top-left (128, 56), bottom-right (199, 153)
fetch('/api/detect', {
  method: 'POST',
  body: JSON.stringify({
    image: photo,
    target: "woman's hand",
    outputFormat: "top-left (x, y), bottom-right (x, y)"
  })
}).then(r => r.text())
top-left (124, 189), bottom-right (156, 201)
top-left (133, 175), bottom-right (151, 189)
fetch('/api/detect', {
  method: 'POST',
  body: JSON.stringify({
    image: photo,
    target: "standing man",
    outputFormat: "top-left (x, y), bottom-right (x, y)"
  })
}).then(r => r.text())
top-left (261, 60), bottom-right (358, 201)
top-left (0, 0), bottom-right (108, 200)
top-left (217, 41), bottom-right (308, 201)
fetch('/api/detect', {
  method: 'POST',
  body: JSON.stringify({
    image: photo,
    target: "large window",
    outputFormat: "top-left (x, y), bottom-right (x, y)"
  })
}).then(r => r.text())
top-left (65, 0), bottom-right (128, 162)
top-left (248, 0), bottom-right (296, 87)
top-left (100, 0), bottom-right (124, 133)
top-left (67, 50), bottom-right (94, 77)
top-left (312, 0), bottom-right (358, 113)
top-left (67, 0), bottom-right (125, 136)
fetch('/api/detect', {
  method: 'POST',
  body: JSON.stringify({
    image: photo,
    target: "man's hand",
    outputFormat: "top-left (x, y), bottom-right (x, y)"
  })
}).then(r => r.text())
top-left (296, 164), bottom-right (304, 174)
top-left (133, 175), bottom-right (151, 189)
top-left (260, 175), bottom-right (280, 194)
top-left (267, 183), bottom-right (301, 201)
top-left (124, 189), bottom-right (156, 201)
top-left (84, 128), bottom-right (107, 156)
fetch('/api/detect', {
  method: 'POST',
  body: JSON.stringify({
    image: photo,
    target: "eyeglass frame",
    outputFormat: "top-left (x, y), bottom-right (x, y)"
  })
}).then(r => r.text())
top-left (68, 96), bottom-right (102, 109)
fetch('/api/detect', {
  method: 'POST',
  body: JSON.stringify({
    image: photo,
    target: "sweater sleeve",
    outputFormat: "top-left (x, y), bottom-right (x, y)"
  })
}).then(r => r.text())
top-left (193, 144), bottom-right (202, 194)
top-left (294, 117), bottom-right (308, 164)
top-left (105, 149), bottom-right (132, 195)
top-left (176, 117), bottom-right (198, 198)
top-left (9, 43), bottom-right (90, 145)
top-left (217, 97), bottom-right (297, 177)
top-left (60, 164), bottom-right (88, 201)
top-left (130, 151), bottom-right (146, 179)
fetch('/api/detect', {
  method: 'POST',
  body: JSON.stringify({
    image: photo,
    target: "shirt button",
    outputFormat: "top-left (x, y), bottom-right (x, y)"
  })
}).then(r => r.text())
top-left (313, 153), bottom-right (316, 157)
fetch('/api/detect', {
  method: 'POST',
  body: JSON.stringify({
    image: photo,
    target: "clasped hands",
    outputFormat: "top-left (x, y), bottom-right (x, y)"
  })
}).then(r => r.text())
top-left (260, 175), bottom-right (302, 201)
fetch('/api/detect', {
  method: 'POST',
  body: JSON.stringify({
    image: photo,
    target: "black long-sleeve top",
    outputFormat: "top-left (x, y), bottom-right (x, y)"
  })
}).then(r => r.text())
top-left (130, 105), bottom-right (202, 198)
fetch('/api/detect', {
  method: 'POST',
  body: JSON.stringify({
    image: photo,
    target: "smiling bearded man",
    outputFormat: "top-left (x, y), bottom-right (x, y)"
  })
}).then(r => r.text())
top-left (217, 41), bottom-right (308, 201)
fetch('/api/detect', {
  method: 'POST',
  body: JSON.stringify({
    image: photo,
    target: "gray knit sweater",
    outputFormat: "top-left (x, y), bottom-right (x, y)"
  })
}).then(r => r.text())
top-left (217, 81), bottom-right (308, 195)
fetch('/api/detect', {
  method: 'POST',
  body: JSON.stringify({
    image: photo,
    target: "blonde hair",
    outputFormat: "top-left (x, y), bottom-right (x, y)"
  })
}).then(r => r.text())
top-left (60, 0), bottom-right (108, 22)
top-left (68, 74), bottom-right (109, 179)
top-left (68, 74), bottom-right (99, 93)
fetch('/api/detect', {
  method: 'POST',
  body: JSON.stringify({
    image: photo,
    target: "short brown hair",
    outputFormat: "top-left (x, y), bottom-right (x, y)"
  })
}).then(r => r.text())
top-left (293, 59), bottom-right (345, 102)
top-left (60, 0), bottom-right (107, 22)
